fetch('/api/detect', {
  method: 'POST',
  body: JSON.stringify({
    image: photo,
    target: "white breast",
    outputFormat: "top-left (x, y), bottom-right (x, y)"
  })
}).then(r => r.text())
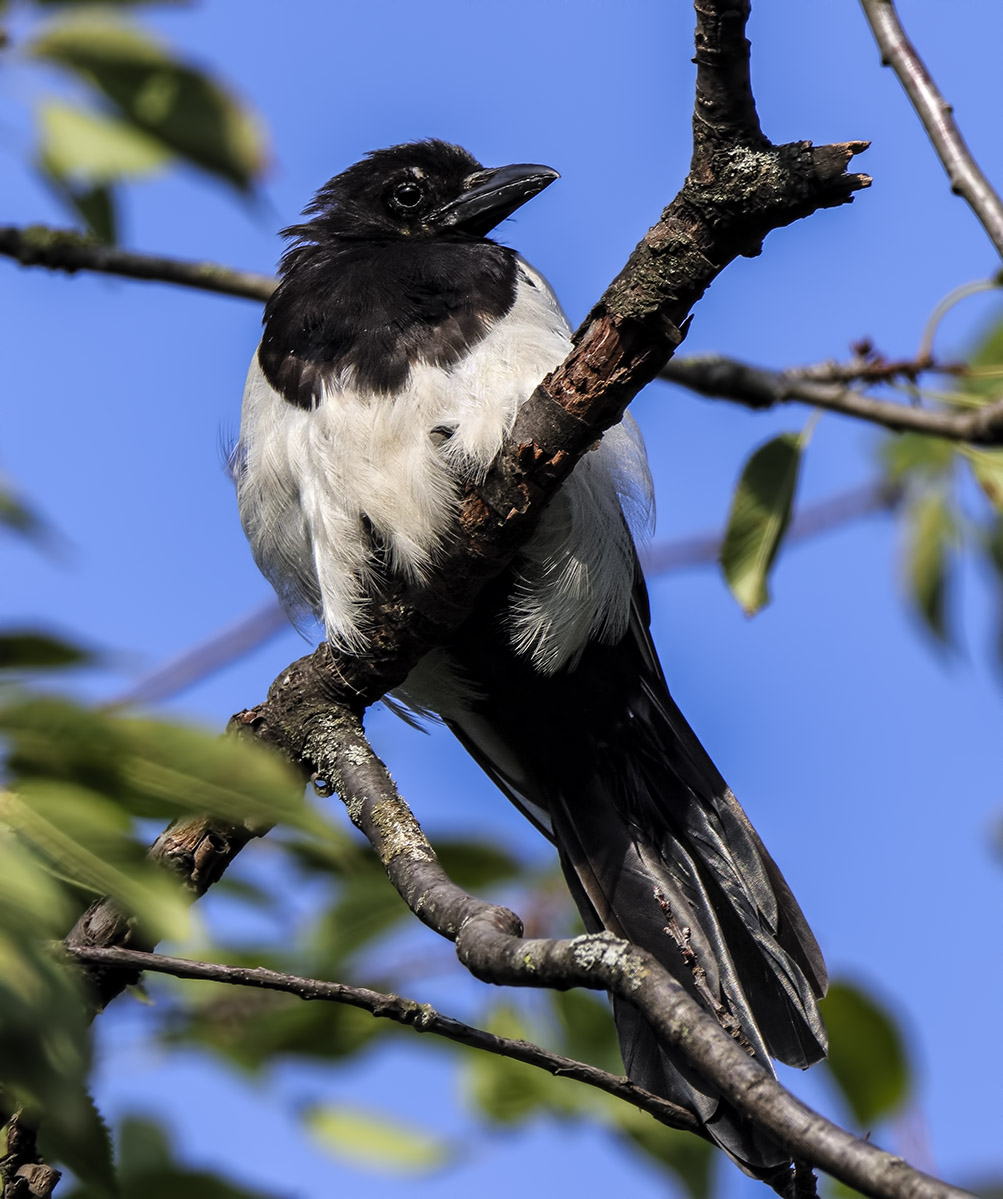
top-left (236, 258), bottom-right (653, 674)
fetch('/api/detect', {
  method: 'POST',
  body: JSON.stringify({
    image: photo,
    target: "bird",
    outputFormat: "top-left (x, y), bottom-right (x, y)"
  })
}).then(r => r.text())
top-left (235, 139), bottom-right (828, 1180)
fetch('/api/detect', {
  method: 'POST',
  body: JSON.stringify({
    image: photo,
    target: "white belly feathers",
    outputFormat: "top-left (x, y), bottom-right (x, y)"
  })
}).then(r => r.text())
top-left (236, 258), bottom-right (653, 677)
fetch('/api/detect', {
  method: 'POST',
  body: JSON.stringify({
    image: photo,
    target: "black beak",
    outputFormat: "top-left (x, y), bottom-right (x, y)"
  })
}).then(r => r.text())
top-left (431, 162), bottom-right (559, 236)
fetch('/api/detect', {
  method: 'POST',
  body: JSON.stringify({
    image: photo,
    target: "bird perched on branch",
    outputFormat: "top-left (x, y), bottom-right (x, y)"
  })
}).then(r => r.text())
top-left (235, 139), bottom-right (827, 1180)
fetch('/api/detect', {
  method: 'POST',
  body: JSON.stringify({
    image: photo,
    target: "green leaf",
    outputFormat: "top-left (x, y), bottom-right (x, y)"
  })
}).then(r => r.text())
top-left (60, 1116), bottom-right (282, 1199)
top-left (964, 448), bottom-right (1003, 512)
top-left (29, 16), bottom-right (266, 190)
top-left (981, 517), bottom-right (1003, 671)
top-left (0, 697), bottom-right (321, 837)
top-left (38, 100), bottom-right (169, 181)
top-left (960, 312), bottom-right (1003, 404)
top-left (0, 783), bottom-right (191, 939)
top-left (57, 178), bottom-right (118, 243)
top-left (0, 631), bottom-right (92, 671)
top-left (906, 491), bottom-right (955, 644)
top-left (36, 0), bottom-right (192, 6)
top-left (303, 1104), bottom-right (452, 1175)
top-left (464, 1004), bottom-right (577, 1124)
top-left (0, 834), bottom-right (110, 1189)
top-left (882, 432), bottom-right (957, 483)
top-left (820, 979), bottom-right (911, 1126)
top-left (551, 988), bottom-right (621, 1075)
top-left (719, 432), bottom-right (803, 615)
top-left (165, 986), bottom-right (380, 1071)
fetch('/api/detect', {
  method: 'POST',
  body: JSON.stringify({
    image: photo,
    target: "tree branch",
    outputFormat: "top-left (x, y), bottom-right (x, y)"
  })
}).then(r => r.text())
top-left (0, 225), bottom-right (274, 302)
top-left (64, 945), bottom-right (701, 1136)
top-left (661, 354), bottom-right (1003, 443)
top-left (858, 0), bottom-right (1003, 260)
top-left (226, 698), bottom-right (969, 1199)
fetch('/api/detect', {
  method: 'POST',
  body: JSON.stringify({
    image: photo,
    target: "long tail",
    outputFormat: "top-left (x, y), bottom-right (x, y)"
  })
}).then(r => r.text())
top-left (444, 575), bottom-right (827, 1177)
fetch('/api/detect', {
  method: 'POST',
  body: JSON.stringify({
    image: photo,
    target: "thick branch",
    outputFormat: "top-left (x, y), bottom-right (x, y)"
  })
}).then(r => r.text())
top-left (232, 700), bottom-right (968, 1199)
top-left (662, 354), bottom-right (1003, 443)
top-left (64, 945), bottom-right (700, 1136)
top-left (859, 0), bottom-right (1003, 260)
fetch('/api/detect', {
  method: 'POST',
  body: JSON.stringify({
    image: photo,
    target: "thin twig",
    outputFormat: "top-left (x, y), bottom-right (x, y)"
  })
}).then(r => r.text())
top-left (0, 225), bottom-right (275, 301)
top-left (64, 944), bottom-right (700, 1135)
top-left (859, 0), bottom-right (1003, 260)
top-left (661, 355), bottom-right (1003, 443)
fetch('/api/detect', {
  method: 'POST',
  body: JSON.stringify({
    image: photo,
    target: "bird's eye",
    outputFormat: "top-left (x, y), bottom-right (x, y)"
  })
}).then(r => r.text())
top-left (391, 181), bottom-right (424, 211)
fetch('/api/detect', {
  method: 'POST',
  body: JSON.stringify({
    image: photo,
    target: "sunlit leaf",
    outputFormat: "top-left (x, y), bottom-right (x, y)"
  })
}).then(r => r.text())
top-left (820, 979), bottom-right (911, 1127)
top-left (0, 783), bottom-right (191, 939)
top-left (0, 631), bottom-right (92, 671)
top-left (39, 100), bottom-right (169, 180)
top-left (303, 1104), bottom-right (453, 1175)
top-left (720, 432), bottom-right (802, 615)
top-left (0, 696), bottom-right (322, 837)
top-left (964, 448), bottom-right (1003, 512)
top-left (905, 491), bottom-right (955, 644)
top-left (29, 16), bottom-right (266, 189)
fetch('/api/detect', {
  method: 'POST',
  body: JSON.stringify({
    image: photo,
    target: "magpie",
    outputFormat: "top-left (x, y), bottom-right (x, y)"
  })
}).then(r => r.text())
top-left (236, 139), bottom-right (827, 1179)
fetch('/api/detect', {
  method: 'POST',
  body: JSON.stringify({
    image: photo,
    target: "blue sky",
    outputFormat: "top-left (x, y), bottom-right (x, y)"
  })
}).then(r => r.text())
top-left (3, 1), bottom-right (1003, 1195)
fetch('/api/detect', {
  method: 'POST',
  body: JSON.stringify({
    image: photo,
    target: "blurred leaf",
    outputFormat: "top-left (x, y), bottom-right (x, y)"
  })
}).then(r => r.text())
top-left (29, 16), bottom-right (266, 189)
top-left (0, 631), bottom-right (92, 671)
top-left (54, 178), bottom-right (118, 243)
top-left (39, 100), bottom-right (169, 180)
top-left (551, 988), bottom-right (620, 1075)
top-left (0, 696), bottom-right (322, 837)
top-left (164, 983), bottom-right (381, 1070)
top-left (36, 0), bottom-right (193, 6)
top-left (0, 831), bottom-right (112, 1190)
top-left (614, 1105), bottom-right (716, 1199)
top-left (820, 979), bottom-right (911, 1126)
top-left (303, 1104), bottom-right (453, 1175)
top-left (960, 312), bottom-right (1003, 404)
top-left (964, 448), bottom-right (1003, 512)
top-left (720, 432), bottom-right (802, 615)
top-left (434, 840), bottom-right (522, 891)
top-left (882, 432), bottom-right (956, 482)
top-left (61, 1115), bottom-right (281, 1199)
top-left (36, 1091), bottom-right (116, 1198)
top-left (0, 478), bottom-right (51, 544)
top-left (982, 517), bottom-right (1003, 670)
top-left (464, 1004), bottom-right (577, 1124)
top-left (905, 492), bottom-right (955, 644)
top-left (0, 783), bottom-right (191, 938)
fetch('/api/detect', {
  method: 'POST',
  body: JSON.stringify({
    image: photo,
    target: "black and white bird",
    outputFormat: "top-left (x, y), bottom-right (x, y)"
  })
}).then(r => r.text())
top-left (236, 139), bottom-right (827, 1179)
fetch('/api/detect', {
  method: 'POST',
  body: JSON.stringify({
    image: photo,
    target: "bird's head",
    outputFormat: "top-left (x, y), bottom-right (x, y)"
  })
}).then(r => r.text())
top-left (295, 139), bottom-right (559, 243)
